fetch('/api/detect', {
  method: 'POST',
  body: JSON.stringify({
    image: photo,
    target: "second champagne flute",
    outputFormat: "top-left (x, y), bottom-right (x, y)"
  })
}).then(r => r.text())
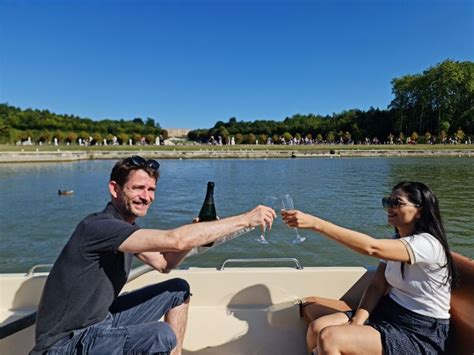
top-left (281, 194), bottom-right (306, 244)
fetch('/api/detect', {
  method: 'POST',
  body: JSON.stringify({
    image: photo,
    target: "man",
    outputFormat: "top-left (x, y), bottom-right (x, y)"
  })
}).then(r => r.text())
top-left (31, 155), bottom-right (276, 354)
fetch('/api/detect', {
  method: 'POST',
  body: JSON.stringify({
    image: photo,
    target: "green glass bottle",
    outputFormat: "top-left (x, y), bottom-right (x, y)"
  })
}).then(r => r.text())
top-left (198, 181), bottom-right (217, 247)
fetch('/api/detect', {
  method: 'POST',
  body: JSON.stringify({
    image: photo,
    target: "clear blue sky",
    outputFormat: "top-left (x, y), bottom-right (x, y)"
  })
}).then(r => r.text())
top-left (1, 0), bottom-right (473, 129)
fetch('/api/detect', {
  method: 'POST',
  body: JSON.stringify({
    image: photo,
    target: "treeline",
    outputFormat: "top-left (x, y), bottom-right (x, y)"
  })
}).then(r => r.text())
top-left (188, 60), bottom-right (473, 144)
top-left (1, 59), bottom-right (472, 146)
top-left (0, 105), bottom-right (163, 145)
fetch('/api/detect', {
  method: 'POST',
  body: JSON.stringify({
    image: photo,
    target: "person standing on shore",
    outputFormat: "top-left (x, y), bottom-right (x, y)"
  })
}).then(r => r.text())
top-left (31, 155), bottom-right (276, 355)
top-left (282, 181), bottom-right (458, 355)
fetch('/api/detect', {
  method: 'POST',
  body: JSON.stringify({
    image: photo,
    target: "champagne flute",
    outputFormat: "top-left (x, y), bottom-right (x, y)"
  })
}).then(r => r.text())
top-left (281, 194), bottom-right (306, 244)
top-left (256, 196), bottom-right (278, 244)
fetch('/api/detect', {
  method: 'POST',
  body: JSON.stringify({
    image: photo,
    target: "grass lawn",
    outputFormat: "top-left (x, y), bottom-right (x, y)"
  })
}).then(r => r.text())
top-left (0, 144), bottom-right (473, 152)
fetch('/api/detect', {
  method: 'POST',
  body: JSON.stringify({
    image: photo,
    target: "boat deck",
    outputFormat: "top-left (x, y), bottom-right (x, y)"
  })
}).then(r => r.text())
top-left (1, 254), bottom-right (473, 354)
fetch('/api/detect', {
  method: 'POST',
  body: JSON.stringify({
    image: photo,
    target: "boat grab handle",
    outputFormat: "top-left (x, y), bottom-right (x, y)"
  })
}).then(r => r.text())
top-left (27, 264), bottom-right (53, 276)
top-left (218, 258), bottom-right (303, 270)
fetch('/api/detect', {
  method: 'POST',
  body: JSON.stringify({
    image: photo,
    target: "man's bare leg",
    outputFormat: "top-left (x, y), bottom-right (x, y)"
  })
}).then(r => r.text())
top-left (166, 297), bottom-right (190, 355)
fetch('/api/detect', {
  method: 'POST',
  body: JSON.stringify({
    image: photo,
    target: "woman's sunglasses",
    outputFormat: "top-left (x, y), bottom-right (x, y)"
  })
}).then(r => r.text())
top-left (382, 197), bottom-right (420, 209)
top-left (125, 155), bottom-right (160, 171)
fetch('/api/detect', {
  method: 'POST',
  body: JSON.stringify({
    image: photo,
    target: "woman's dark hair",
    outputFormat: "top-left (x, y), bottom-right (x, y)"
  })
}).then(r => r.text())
top-left (110, 158), bottom-right (160, 187)
top-left (393, 181), bottom-right (459, 288)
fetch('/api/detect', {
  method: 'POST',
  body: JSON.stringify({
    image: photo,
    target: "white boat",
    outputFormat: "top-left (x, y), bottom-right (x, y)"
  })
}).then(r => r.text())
top-left (1, 253), bottom-right (473, 355)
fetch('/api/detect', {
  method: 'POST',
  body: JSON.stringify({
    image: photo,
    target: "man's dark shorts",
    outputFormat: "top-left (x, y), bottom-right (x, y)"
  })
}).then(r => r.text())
top-left (45, 278), bottom-right (190, 355)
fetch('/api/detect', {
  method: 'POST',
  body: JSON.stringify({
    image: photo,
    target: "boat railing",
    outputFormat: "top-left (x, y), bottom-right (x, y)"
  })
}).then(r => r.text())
top-left (218, 257), bottom-right (303, 270)
top-left (26, 264), bottom-right (53, 276)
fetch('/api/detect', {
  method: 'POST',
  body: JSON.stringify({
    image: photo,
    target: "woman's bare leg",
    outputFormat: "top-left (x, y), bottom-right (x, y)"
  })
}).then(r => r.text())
top-left (318, 324), bottom-right (383, 355)
top-left (307, 312), bottom-right (349, 353)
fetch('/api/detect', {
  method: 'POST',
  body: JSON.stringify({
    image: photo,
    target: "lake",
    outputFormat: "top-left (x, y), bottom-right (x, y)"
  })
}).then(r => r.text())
top-left (0, 157), bottom-right (472, 273)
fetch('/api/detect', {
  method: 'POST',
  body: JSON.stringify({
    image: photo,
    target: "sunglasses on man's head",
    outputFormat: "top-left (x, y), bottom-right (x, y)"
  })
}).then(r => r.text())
top-left (125, 155), bottom-right (160, 171)
top-left (382, 197), bottom-right (420, 209)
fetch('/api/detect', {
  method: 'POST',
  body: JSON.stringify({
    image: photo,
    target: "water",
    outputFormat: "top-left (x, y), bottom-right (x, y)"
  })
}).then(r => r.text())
top-left (0, 157), bottom-right (473, 273)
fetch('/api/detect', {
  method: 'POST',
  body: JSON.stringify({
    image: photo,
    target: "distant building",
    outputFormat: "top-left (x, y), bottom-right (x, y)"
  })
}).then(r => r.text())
top-left (164, 128), bottom-right (191, 138)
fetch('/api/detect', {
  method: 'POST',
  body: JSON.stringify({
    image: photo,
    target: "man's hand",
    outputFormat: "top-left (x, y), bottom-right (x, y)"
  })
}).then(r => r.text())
top-left (244, 205), bottom-right (277, 230)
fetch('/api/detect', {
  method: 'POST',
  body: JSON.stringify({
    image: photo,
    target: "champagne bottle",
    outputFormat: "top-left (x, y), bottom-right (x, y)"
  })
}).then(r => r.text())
top-left (198, 181), bottom-right (217, 247)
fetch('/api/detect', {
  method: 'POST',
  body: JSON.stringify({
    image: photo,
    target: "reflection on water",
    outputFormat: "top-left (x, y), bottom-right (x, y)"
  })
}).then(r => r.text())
top-left (0, 157), bottom-right (472, 273)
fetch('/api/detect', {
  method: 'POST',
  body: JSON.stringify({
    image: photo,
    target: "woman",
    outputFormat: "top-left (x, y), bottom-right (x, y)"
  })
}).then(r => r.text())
top-left (281, 181), bottom-right (458, 355)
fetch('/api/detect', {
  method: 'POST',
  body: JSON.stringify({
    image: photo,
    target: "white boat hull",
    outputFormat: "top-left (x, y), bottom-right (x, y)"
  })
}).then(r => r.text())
top-left (3, 252), bottom-right (472, 355)
top-left (1, 265), bottom-right (370, 355)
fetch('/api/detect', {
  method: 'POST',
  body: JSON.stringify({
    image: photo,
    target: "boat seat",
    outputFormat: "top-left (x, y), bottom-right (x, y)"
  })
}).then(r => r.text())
top-left (0, 308), bottom-right (37, 339)
top-left (301, 252), bottom-right (474, 355)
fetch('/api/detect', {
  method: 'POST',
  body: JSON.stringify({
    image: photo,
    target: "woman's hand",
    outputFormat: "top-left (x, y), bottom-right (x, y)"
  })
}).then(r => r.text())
top-left (348, 308), bottom-right (369, 326)
top-left (281, 210), bottom-right (320, 230)
top-left (348, 316), bottom-right (367, 326)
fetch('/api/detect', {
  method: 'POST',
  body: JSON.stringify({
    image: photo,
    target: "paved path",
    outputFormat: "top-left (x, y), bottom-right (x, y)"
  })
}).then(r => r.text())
top-left (0, 148), bottom-right (473, 163)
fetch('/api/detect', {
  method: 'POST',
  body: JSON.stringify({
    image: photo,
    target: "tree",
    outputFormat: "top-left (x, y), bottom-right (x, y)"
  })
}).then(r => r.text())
top-left (258, 134), bottom-right (268, 144)
top-left (246, 133), bottom-right (257, 144)
top-left (283, 132), bottom-right (293, 142)
top-left (145, 134), bottom-right (155, 144)
top-left (217, 126), bottom-right (230, 143)
top-left (399, 132), bottom-right (405, 143)
top-left (117, 133), bottom-right (129, 145)
top-left (39, 131), bottom-right (52, 143)
top-left (390, 60), bottom-right (473, 136)
top-left (66, 132), bottom-right (78, 144)
top-left (440, 120), bottom-right (450, 134)
top-left (439, 130), bottom-right (448, 143)
top-left (235, 133), bottom-right (244, 144)
top-left (343, 131), bottom-right (352, 143)
top-left (326, 132), bottom-right (335, 143)
top-left (455, 129), bottom-right (465, 143)
top-left (145, 118), bottom-right (156, 127)
top-left (423, 132), bottom-right (432, 144)
top-left (54, 130), bottom-right (66, 143)
top-left (91, 133), bottom-right (102, 145)
top-left (132, 133), bottom-right (142, 144)
top-left (426, 60), bottom-right (468, 133)
top-left (78, 131), bottom-right (89, 140)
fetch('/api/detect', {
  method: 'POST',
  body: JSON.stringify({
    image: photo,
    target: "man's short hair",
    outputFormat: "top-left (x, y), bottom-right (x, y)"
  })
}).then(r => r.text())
top-left (110, 157), bottom-right (160, 187)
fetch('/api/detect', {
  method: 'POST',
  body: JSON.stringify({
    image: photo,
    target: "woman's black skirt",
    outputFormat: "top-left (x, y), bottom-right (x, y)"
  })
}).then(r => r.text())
top-left (345, 295), bottom-right (450, 355)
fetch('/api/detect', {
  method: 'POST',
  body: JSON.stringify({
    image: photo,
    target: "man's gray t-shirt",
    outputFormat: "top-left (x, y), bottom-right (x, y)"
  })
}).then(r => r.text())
top-left (33, 203), bottom-right (139, 352)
